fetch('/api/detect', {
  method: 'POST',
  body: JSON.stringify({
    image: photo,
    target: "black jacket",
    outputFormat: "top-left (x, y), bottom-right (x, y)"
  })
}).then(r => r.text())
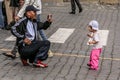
top-left (11, 17), bottom-right (51, 45)
top-left (10, 0), bottom-right (19, 7)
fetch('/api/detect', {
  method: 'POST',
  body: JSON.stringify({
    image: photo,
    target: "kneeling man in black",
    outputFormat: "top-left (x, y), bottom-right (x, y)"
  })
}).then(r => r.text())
top-left (11, 5), bottom-right (52, 68)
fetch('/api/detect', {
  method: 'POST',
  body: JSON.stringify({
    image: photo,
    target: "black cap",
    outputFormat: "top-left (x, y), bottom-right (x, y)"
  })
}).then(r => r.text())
top-left (25, 5), bottom-right (39, 12)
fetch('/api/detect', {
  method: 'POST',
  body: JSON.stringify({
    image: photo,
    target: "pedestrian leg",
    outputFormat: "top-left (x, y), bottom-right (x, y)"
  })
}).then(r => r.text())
top-left (69, 0), bottom-right (76, 14)
top-left (33, 40), bottom-right (50, 68)
top-left (75, 0), bottom-right (82, 13)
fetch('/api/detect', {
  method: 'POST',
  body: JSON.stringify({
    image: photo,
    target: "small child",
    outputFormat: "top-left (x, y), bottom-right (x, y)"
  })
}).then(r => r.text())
top-left (87, 20), bottom-right (102, 70)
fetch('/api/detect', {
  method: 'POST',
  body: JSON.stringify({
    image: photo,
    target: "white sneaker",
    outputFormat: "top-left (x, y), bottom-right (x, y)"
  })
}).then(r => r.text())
top-left (48, 50), bottom-right (54, 57)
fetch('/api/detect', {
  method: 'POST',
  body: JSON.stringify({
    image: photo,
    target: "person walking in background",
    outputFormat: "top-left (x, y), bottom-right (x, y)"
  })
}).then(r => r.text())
top-left (19, 0), bottom-right (24, 9)
top-left (2, 0), bottom-right (25, 59)
top-left (87, 20), bottom-right (103, 70)
top-left (5, 0), bottom-right (24, 30)
top-left (1, 0), bottom-right (24, 30)
top-left (69, 0), bottom-right (82, 14)
top-left (0, 0), bottom-right (5, 29)
top-left (11, 5), bottom-right (52, 67)
top-left (9, 0), bottom-right (19, 20)
top-left (4, 0), bottom-right (20, 25)
top-left (1, 1), bottom-right (7, 28)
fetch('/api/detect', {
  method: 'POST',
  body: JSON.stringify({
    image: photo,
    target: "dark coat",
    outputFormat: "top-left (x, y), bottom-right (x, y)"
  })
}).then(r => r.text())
top-left (11, 17), bottom-right (51, 45)
top-left (10, 0), bottom-right (19, 7)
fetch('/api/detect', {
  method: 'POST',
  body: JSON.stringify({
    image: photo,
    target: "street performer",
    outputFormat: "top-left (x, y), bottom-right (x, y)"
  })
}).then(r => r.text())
top-left (11, 5), bottom-right (52, 68)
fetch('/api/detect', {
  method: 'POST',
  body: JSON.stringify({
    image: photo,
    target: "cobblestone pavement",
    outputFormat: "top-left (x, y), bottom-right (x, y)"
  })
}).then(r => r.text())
top-left (0, 3), bottom-right (120, 80)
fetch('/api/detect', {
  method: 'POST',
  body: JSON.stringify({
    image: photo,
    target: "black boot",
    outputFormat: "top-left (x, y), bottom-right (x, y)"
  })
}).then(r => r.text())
top-left (69, 11), bottom-right (75, 14)
top-left (79, 8), bottom-right (83, 13)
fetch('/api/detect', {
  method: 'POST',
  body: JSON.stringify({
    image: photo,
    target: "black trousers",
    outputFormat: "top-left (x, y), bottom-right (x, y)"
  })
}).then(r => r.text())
top-left (70, 0), bottom-right (82, 12)
top-left (18, 40), bottom-right (50, 63)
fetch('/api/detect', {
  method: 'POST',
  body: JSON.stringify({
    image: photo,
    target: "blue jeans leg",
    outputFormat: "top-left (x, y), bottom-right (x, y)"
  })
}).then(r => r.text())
top-left (37, 14), bottom-right (48, 40)
top-left (0, 2), bottom-right (4, 28)
top-left (34, 40), bottom-right (50, 62)
top-left (39, 30), bottom-right (47, 40)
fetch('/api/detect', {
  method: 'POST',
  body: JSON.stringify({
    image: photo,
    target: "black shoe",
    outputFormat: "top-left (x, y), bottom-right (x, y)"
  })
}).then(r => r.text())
top-left (69, 11), bottom-right (75, 14)
top-left (1, 27), bottom-right (5, 30)
top-left (79, 9), bottom-right (82, 13)
top-left (2, 53), bottom-right (16, 59)
top-left (88, 68), bottom-right (98, 70)
top-left (87, 64), bottom-right (91, 67)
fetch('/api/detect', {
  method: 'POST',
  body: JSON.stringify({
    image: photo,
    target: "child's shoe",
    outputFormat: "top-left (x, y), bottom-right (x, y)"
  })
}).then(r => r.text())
top-left (87, 63), bottom-right (91, 67)
top-left (89, 68), bottom-right (98, 70)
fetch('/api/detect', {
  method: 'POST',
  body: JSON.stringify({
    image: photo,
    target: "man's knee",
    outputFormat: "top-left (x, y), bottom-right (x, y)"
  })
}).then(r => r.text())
top-left (44, 40), bottom-right (51, 46)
